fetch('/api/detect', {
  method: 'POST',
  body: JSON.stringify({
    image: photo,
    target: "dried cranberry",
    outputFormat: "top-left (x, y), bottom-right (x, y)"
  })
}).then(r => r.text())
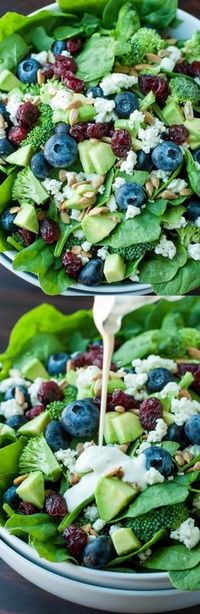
top-left (175, 62), bottom-right (193, 76)
top-left (18, 502), bottom-right (38, 515)
top-left (167, 124), bottom-right (189, 145)
top-left (177, 363), bottom-right (200, 394)
top-left (64, 74), bottom-right (84, 93)
top-left (94, 393), bottom-right (113, 411)
top-left (25, 405), bottom-right (45, 420)
top-left (45, 492), bottom-right (67, 517)
top-left (16, 102), bottom-right (39, 128)
top-left (111, 390), bottom-right (139, 410)
top-left (63, 524), bottom-right (88, 560)
top-left (139, 397), bottom-right (163, 430)
top-left (139, 75), bottom-right (169, 105)
top-left (67, 38), bottom-right (82, 54)
top-left (18, 228), bottom-right (36, 246)
top-left (190, 61), bottom-right (200, 77)
top-left (69, 122), bottom-right (88, 142)
top-left (41, 62), bottom-right (54, 80)
top-left (53, 55), bottom-right (77, 78)
top-left (40, 218), bottom-right (60, 244)
top-left (62, 251), bottom-right (83, 279)
top-left (8, 125), bottom-right (28, 145)
top-left (86, 123), bottom-right (110, 139)
top-left (37, 381), bottom-right (64, 405)
top-left (73, 345), bottom-right (116, 371)
top-left (111, 129), bottom-right (131, 158)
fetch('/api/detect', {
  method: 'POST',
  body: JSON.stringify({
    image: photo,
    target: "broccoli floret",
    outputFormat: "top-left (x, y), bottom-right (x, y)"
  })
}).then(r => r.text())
top-left (12, 167), bottom-right (48, 206)
top-left (21, 103), bottom-right (54, 151)
top-left (158, 327), bottom-right (200, 359)
top-left (65, 235), bottom-right (84, 250)
top-left (169, 76), bottom-right (200, 105)
top-left (47, 386), bottom-right (77, 419)
top-left (22, 83), bottom-right (41, 96)
top-left (183, 31), bottom-right (200, 62)
top-left (177, 224), bottom-right (200, 248)
top-left (19, 435), bottom-right (62, 481)
top-left (126, 504), bottom-right (189, 543)
top-left (110, 241), bottom-right (157, 261)
top-left (130, 27), bottom-right (165, 65)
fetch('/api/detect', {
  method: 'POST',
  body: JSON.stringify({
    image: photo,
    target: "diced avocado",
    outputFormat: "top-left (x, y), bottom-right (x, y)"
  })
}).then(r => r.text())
top-left (77, 387), bottom-right (91, 400)
top-left (184, 119), bottom-right (200, 150)
top-left (22, 358), bottom-right (49, 381)
top-left (104, 254), bottom-right (126, 283)
top-left (0, 439), bottom-right (24, 490)
top-left (95, 476), bottom-right (137, 521)
top-left (16, 471), bottom-right (45, 509)
top-left (82, 213), bottom-right (120, 243)
top-left (107, 378), bottom-right (126, 393)
top-left (18, 411), bottom-right (50, 437)
top-left (89, 141), bottom-right (116, 175)
top-left (163, 410), bottom-right (175, 426)
top-left (162, 100), bottom-right (184, 125)
top-left (78, 140), bottom-right (96, 173)
top-left (14, 204), bottom-right (39, 234)
top-left (0, 69), bottom-right (21, 91)
top-left (6, 144), bottom-right (34, 167)
top-left (66, 370), bottom-right (77, 386)
top-left (104, 412), bottom-right (119, 444)
top-left (114, 119), bottom-right (136, 135)
top-left (0, 424), bottom-right (16, 447)
top-left (111, 527), bottom-right (141, 555)
top-left (113, 412), bottom-right (143, 444)
top-left (78, 104), bottom-right (96, 123)
top-left (53, 109), bottom-right (68, 125)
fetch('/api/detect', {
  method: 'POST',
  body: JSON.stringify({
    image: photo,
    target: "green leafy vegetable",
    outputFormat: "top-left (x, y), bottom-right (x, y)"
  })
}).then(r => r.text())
top-left (76, 34), bottom-right (115, 82)
top-left (31, 537), bottom-right (77, 563)
top-left (113, 330), bottom-right (160, 366)
top-left (117, 478), bottom-right (193, 520)
top-left (170, 76), bottom-right (200, 105)
top-left (0, 439), bottom-right (24, 490)
top-left (5, 513), bottom-right (58, 542)
top-left (185, 149), bottom-right (200, 197)
top-left (153, 259), bottom-right (200, 295)
top-left (30, 26), bottom-right (55, 52)
top-left (21, 103), bottom-right (54, 151)
top-left (139, 244), bottom-right (187, 285)
top-left (104, 210), bottom-right (161, 248)
top-left (107, 529), bottom-right (166, 567)
top-left (129, 26), bottom-right (164, 65)
top-left (169, 565), bottom-right (200, 591)
top-left (144, 544), bottom-right (200, 571)
top-left (183, 31), bottom-right (200, 62)
top-left (0, 33), bottom-right (29, 71)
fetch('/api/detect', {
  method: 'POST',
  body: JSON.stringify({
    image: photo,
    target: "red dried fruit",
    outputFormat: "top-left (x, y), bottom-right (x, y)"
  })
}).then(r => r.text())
top-left (45, 492), bottom-right (67, 517)
top-left (25, 405), bottom-right (45, 420)
top-left (64, 74), bottom-right (84, 93)
top-left (66, 38), bottom-right (82, 54)
top-left (62, 251), bottom-right (83, 279)
top-left (8, 125), bottom-right (28, 145)
top-left (40, 218), bottom-right (60, 244)
top-left (63, 524), bottom-right (88, 560)
top-left (139, 397), bottom-right (163, 430)
top-left (111, 389), bottom-right (139, 410)
top-left (37, 381), bottom-right (64, 405)
top-left (18, 502), bottom-right (38, 515)
top-left (139, 75), bottom-right (169, 105)
top-left (175, 62), bottom-right (194, 76)
top-left (18, 228), bottom-right (36, 246)
top-left (69, 122), bottom-right (88, 142)
top-left (190, 61), bottom-right (200, 77)
top-left (41, 62), bottom-right (54, 80)
top-left (177, 363), bottom-right (200, 393)
top-left (16, 102), bottom-right (39, 127)
top-left (53, 55), bottom-right (77, 78)
top-left (86, 122), bottom-right (110, 139)
top-left (111, 129), bottom-right (131, 158)
top-left (167, 124), bottom-right (189, 145)
top-left (73, 344), bottom-right (116, 371)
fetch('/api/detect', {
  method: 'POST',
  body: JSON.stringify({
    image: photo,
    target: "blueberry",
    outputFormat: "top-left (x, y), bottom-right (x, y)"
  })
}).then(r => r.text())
top-left (135, 150), bottom-right (153, 172)
top-left (61, 398), bottom-right (99, 437)
top-left (17, 58), bottom-right (41, 84)
top-left (192, 148), bottom-right (200, 165)
top-left (44, 134), bottom-right (77, 168)
top-left (4, 385), bottom-right (31, 408)
top-left (116, 181), bottom-right (145, 211)
top-left (78, 258), bottom-right (104, 286)
top-left (86, 86), bottom-right (104, 98)
top-left (0, 101), bottom-right (10, 124)
top-left (3, 486), bottom-right (20, 510)
top-left (0, 208), bottom-right (17, 234)
top-left (167, 423), bottom-right (189, 450)
top-left (31, 152), bottom-right (51, 180)
top-left (54, 122), bottom-right (70, 135)
top-left (82, 536), bottom-right (114, 569)
top-left (144, 446), bottom-right (174, 478)
top-left (115, 91), bottom-right (139, 119)
top-left (185, 197), bottom-right (200, 222)
top-left (0, 138), bottom-right (15, 157)
top-left (185, 414), bottom-right (200, 445)
top-left (45, 420), bottom-right (70, 452)
top-left (151, 141), bottom-right (183, 172)
top-left (6, 415), bottom-right (27, 430)
top-left (51, 40), bottom-right (66, 55)
top-left (146, 368), bottom-right (176, 393)
top-left (47, 352), bottom-right (70, 376)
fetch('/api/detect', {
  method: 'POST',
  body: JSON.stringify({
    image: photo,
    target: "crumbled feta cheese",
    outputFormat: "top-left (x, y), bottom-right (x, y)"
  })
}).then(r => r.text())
top-left (97, 247), bottom-right (109, 261)
top-left (129, 110), bottom-right (145, 125)
top-left (125, 204), bottom-right (140, 220)
top-left (129, 271), bottom-right (140, 282)
top-left (71, 209), bottom-right (81, 220)
top-left (55, 448), bottom-right (77, 473)
top-left (0, 399), bottom-right (24, 419)
top-left (155, 235), bottom-right (176, 260)
top-left (124, 372), bottom-right (148, 400)
top-left (171, 397), bottom-right (200, 426)
top-left (166, 46), bottom-right (182, 63)
top-left (138, 548), bottom-right (152, 562)
top-left (50, 89), bottom-right (72, 110)
top-left (85, 505), bottom-right (98, 522)
top-left (159, 382), bottom-right (180, 398)
top-left (136, 441), bottom-right (151, 455)
top-left (31, 51), bottom-right (48, 66)
top-left (138, 119), bottom-right (166, 154)
top-left (164, 216), bottom-right (187, 230)
top-left (109, 525), bottom-right (121, 536)
top-left (170, 518), bottom-right (200, 549)
top-left (76, 366), bottom-right (101, 389)
top-left (150, 169), bottom-right (170, 182)
top-left (100, 73), bottom-right (138, 96)
top-left (73, 229), bottom-right (84, 240)
top-left (113, 177), bottom-right (126, 191)
top-left (146, 467), bottom-right (164, 485)
top-left (78, 254), bottom-right (89, 265)
top-left (188, 243), bottom-right (200, 261)
top-left (0, 376), bottom-right (29, 393)
top-left (120, 150), bottom-right (137, 174)
top-left (81, 241), bottom-right (92, 252)
top-left (132, 355), bottom-right (177, 374)
top-left (159, 57), bottom-right (176, 72)
top-left (0, 127), bottom-right (6, 139)
top-left (147, 418), bottom-right (168, 443)
top-left (62, 184), bottom-right (75, 200)
top-left (28, 378), bottom-right (46, 406)
top-left (43, 179), bottom-right (62, 195)
top-left (6, 93), bottom-right (21, 126)
top-left (195, 217), bottom-right (200, 228)
top-left (167, 178), bottom-right (187, 193)
top-left (185, 444), bottom-right (200, 457)
top-left (93, 518), bottom-right (106, 532)
top-left (61, 50), bottom-right (72, 58)
top-left (93, 97), bottom-right (116, 123)
top-left (107, 195), bottom-right (117, 212)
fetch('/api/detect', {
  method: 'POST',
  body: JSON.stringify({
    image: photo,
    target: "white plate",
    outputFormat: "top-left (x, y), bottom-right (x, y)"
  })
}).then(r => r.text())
top-left (1, 539), bottom-right (200, 612)
top-left (1, 6), bottom-right (199, 295)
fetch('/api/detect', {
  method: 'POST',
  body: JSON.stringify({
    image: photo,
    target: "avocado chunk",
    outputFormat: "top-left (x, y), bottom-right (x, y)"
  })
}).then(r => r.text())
top-left (162, 100), bottom-right (184, 125)
top-left (95, 476), bottom-right (137, 521)
top-left (14, 204), bottom-right (39, 234)
top-left (0, 424), bottom-right (16, 447)
top-left (104, 412), bottom-right (119, 444)
top-left (82, 213), bottom-right (120, 243)
top-left (78, 104), bottom-right (96, 123)
top-left (78, 140), bottom-right (96, 173)
top-left (89, 141), bottom-right (116, 174)
top-left (0, 69), bottom-right (21, 91)
top-left (111, 527), bottom-right (141, 555)
top-left (104, 411), bottom-right (143, 445)
top-left (104, 254), bottom-right (126, 283)
top-left (6, 144), bottom-right (34, 167)
top-left (184, 119), bottom-right (200, 150)
top-left (22, 358), bottom-right (49, 381)
top-left (0, 439), bottom-right (24, 490)
top-left (18, 411), bottom-right (50, 437)
top-left (16, 471), bottom-right (45, 509)
top-left (163, 410), bottom-right (175, 426)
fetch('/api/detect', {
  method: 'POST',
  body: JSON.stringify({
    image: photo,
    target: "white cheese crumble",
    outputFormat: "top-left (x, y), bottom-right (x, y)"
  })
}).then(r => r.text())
top-left (55, 448), bottom-right (77, 474)
top-left (28, 378), bottom-right (46, 406)
top-left (31, 51), bottom-right (48, 66)
top-left (93, 518), bottom-right (106, 532)
top-left (120, 150), bottom-right (137, 174)
top-left (124, 372), bottom-right (148, 400)
top-left (85, 505), bottom-right (99, 522)
top-left (132, 355), bottom-right (177, 374)
top-left (138, 548), bottom-right (152, 562)
top-left (50, 89), bottom-right (72, 111)
top-left (109, 525), bottom-right (121, 536)
top-left (113, 177), bottom-right (126, 191)
top-left (170, 518), bottom-right (200, 549)
top-left (125, 204), bottom-right (140, 220)
top-left (81, 241), bottom-right (92, 252)
top-left (137, 441), bottom-right (151, 455)
top-left (150, 169), bottom-right (170, 182)
top-left (155, 235), bottom-right (176, 260)
top-left (43, 179), bottom-right (62, 195)
top-left (71, 209), bottom-right (81, 220)
top-left (164, 216), bottom-right (187, 230)
top-left (73, 229), bottom-right (84, 240)
top-left (107, 195), bottom-right (117, 212)
top-left (129, 110), bottom-right (145, 126)
top-left (159, 57), bottom-right (176, 72)
top-left (93, 97), bottom-right (116, 123)
top-left (138, 119), bottom-right (166, 154)
top-left (6, 93), bottom-right (22, 126)
top-left (129, 271), bottom-right (140, 282)
top-left (159, 382), bottom-right (180, 399)
top-left (188, 243), bottom-right (200, 261)
top-left (167, 178), bottom-right (187, 193)
top-left (146, 467), bottom-right (164, 485)
top-left (0, 127), bottom-right (6, 139)
top-left (100, 73), bottom-right (138, 96)
top-left (61, 50), bottom-right (72, 58)
top-left (76, 366), bottom-right (101, 389)
top-left (146, 418), bottom-right (168, 443)
top-left (171, 397), bottom-right (200, 426)
top-left (97, 247), bottom-right (109, 261)
top-left (0, 399), bottom-right (24, 419)
top-left (166, 46), bottom-right (182, 63)
top-left (0, 376), bottom-right (29, 393)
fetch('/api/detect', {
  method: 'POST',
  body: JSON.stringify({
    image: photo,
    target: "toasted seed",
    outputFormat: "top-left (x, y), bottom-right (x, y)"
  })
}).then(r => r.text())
top-left (129, 408), bottom-right (140, 415)
top-left (184, 101), bottom-right (194, 120)
top-left (175, 453), bottom-right (185, 467)
top-left (70, 474), bottom-right (80, 485)
top-left (145, 180), bottom-right (154, 197)
top-left (0, 114), bottom-right (5, 128)
top-left (129, 68), bottom-right (138, 76)
top-left (135, 63), bottom-right (152, 71)
top-left (69, 108), bottom-right (79, 126)
top-left (15, 387), bottom-right (25, 406)
top-left (118, 443), bottom-right (130, 453)
top-left (106, 466), bottom-right (124, 478)
top-left (79, 196), bottom-right (97, 207)
top-left (66, 99), bottom-right (82, 110)
top-left (93, 379), bottom-right (102, 396)
top-left (165, 38), bottom-right (177, 45)
top-left (146, 53), bottom-right (161, 63)
top-left (188, 462), bottom-right (200, 473)
top-left (13, 474), bottom-right (28, 486)
top-left (159, 190), bottom-right (177, 200)
top-left (84, 191), bottom-right (97, 199)
top-left (37, 69), bottom-right (45, 85)
top-left (179, 388), bottom-right (192, 400)
top-left (71, 246), bottom-right (82, 255)
top-left (114, 64), bottom-right (130, 74)
top-left (114, 405), bottom-right (125, 413)
top-left (91, 175), bottom-right (105, 190)
top-left (183, 451), bottom-right (193, 463)
top-left (67, 358), bottom-right (74, 372)
top-left (60, 210), bottom-right (70, 224)
top-left (101, 136), bottom-right (112, 143)
top-left (88, 206), bottom-right (109, 216)
top-left (144, 111), bottom-right (155, 125)
top-left (179, 188), bottom-right (192, 196)
top-left (10, 206), bottom-right (21, 214)
top-left (188, 347), bottom-right (200, 359)
top-left (151, 176), bottom-right (160, 189)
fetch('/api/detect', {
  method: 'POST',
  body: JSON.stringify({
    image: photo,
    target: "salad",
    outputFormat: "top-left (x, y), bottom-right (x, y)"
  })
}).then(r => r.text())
top-left (0, 0), bottom-right (199, 294)
top-left (0, 298), bottom-right (200, 592)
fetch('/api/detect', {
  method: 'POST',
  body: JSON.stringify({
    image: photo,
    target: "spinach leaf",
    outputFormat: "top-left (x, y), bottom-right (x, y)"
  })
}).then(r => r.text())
top-left (185, 149), bottom-right (200, 197)
top-left (0, 172), bottom-right (20, 214)
top-left (81, 13), bottom-right (100, 36)
top-left (161, 205), bottom-right (186, 225)
top-left (115, 2), bottom-right (140, 52)
top-left (97, 168), bottom-right (114, 206)
top-left (59, 496), bottom-right (94, 532)
top-left (143, 544), bottom-right (200, 571)
top-left (153, 259), bottom-right (200, 295)
top-left (54, 222), bottom-right (81, 258)
top-left (125, 256), bottom-right (143, 279)
top-left (76, 34), bottom-right (115, 82)
top-left (0, 12), bottom-right (27, 42)
top-left (160, 441), bottom-right (180, 455)
top-left (103, 0), bottom-right (126, 28)
top-left (113, 329), bottom-right (160, 366)
top-left (0, 33), bottom-right (29, 71)
top-left (54, 24), bottom-right (84, 40)
top-left (107, 529), bottom-right (166, 567)
top-left (169, 565), bottom-right (200, 591)
top-left (140, 244), bottom-right (187, 285)
top-left (58, 0), bottom-right (106, 16)
top-left (138, 0), bottom-right (178, 29)
top-left (30, 26), bottom-right (55, 52)
top-left (5, 513), bottom-right (58, 542)
top-left (104, 210), bottom-right (161, 248)
top-left (116, 170), bottom-right (149, 186)
top-left (147, 199), bottom-right (167, 217)
top-left (39, 267), bottom-right (72, 296)
top-left (13, 239), bottom-right (55, 277)
top-left (117, 480), bottom-right (189, 520)
top-left (31, 538), bottom-right (77, 563)
top-left (0, 440), bottom-right (24, 490)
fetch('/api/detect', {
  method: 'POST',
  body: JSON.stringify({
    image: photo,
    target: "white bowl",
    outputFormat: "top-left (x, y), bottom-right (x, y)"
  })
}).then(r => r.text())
top-left (1, 5), bottom-right (199, 296)
top-left (1, 539), bottom-right (200, 612)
